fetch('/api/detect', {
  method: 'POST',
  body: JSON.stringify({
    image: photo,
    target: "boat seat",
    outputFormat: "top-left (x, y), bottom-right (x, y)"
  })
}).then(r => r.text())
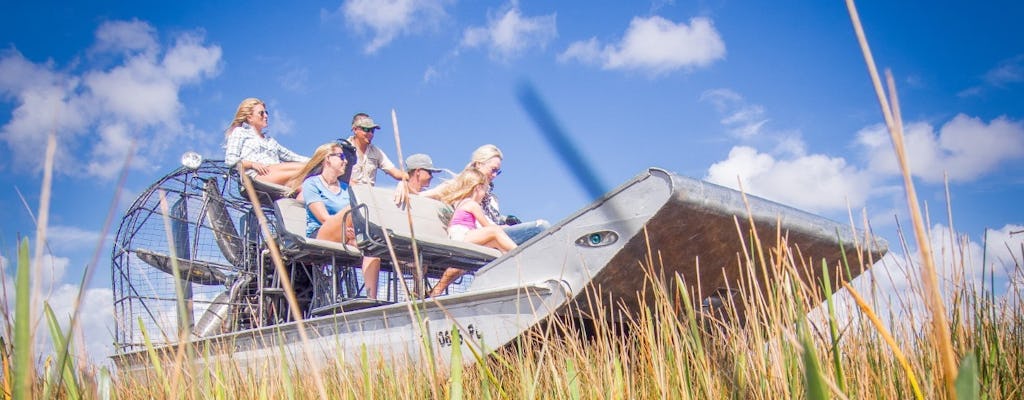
top-left (232, 167), bottom-right (294, 204)
top-left (272, 198), bottom-right (363, 262)
top-left (349, 184), bottom-right (501, 270)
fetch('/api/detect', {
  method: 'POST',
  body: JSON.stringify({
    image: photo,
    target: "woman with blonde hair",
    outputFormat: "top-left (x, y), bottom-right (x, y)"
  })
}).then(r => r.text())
top-left (299, 142), bottom-right (353, 242)
top-left (224, 98), bottom-right (308, 186)
top-left (298, 141), bottom-right (385, 300)
top-left (419, 144), bottom-right (549, 245)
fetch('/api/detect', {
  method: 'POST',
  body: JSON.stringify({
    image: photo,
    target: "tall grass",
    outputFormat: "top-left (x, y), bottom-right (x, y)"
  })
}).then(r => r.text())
top-left (2, 1), bottom-right (1023, 399)
top-left (3, 216), bottom-right (1021, 399)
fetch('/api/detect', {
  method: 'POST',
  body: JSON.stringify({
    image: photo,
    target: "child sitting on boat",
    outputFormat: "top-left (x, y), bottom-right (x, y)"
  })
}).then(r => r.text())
top-left (430, 169), bottom-right (517, 296)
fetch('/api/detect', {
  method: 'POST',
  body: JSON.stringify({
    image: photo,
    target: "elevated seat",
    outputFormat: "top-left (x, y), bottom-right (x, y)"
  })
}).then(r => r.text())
top-left (350, 185), bottom-right (501, 271)
top-left (272, 198), bottom-right (363, 262)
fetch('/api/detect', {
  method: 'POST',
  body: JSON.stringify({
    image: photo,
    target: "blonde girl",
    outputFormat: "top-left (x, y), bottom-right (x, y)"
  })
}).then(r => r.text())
top-left (430, 169), bottom-right (517, 296)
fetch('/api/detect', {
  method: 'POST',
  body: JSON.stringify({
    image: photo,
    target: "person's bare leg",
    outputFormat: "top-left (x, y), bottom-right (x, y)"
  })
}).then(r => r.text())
top-left (255, 162), bottom-right (305, 186)
top-left (362, 256), bottom-right (381, 299)
top-left (464, 226), bottom-right (517, 252)
top-left (430, 268), bottom-right (465, 297)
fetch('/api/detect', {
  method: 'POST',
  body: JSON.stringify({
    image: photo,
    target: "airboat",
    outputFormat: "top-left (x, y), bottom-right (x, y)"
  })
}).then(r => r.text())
top-left (110, 154), bottom-right (886, 371)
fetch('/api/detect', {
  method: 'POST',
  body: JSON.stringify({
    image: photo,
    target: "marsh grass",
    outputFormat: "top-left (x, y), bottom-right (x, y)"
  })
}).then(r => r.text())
top-left (2, 1), bottom-right (1023, 398)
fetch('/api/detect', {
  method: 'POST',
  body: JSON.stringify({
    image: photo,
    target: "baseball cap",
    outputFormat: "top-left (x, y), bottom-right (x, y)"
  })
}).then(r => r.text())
top-left (406, 153), bottom-right (442, 172)
top-left (353, 116), bottom-right (380, 129)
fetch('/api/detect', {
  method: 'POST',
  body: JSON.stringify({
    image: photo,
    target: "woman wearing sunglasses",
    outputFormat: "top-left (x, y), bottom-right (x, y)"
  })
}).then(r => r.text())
top-left (292, 142), bottom-right (354, 243)
top-left (292, 142), bottom-right (385, 299)
top-left (224, 97), bottom-right (308, 186)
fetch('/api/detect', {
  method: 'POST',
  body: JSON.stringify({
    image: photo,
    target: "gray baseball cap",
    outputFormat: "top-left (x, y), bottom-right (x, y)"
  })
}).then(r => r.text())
top-left (405, 153), bottom-right (442, 172)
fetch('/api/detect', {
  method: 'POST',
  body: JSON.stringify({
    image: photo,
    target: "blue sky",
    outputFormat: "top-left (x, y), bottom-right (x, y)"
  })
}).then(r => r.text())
top-left (1, 1), bottom-right (1022, 364)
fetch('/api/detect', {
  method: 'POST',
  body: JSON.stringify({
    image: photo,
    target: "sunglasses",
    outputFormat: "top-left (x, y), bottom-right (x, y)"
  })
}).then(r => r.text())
top-left (491, 168), bottom-right (502, 176)
top-left (358, 126), bottom-right (377, 133)
top-left (329, 152), bottom-right (346, 161)
top-left (257, 110), bottom-right (268, 117)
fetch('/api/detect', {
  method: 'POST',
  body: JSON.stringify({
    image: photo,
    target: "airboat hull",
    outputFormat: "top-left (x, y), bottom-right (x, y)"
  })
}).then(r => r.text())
top-left (471, 168), bottom-right (884, 322)
top-left (114, 280), bottom-right (569, 373)
top-left (112, 166), bottom-right (885, 371)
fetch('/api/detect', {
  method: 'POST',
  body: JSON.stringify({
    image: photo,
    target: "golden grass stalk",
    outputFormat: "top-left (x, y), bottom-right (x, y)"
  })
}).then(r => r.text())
top-left (845, 0), bottom-right (959, 397)
top-left (842, 282), bottom-right (924, 400)
top-left (236, 168), bottom-right (329, 399)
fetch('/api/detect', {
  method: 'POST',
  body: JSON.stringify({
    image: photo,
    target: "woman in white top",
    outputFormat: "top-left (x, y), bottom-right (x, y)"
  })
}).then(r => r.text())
top-left (224, 98), bottom-right (309, 186)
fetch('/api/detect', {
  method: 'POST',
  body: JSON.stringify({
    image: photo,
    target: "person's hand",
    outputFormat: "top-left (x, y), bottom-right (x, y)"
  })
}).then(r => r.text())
top-left (250, 161), bottom-right (269, 175)
top-left (345, 226), bottom-right (357, 246)
top-left (505, 215), bottom-right (521, 225)
top-left (393, 182), bottom-right (410, 208)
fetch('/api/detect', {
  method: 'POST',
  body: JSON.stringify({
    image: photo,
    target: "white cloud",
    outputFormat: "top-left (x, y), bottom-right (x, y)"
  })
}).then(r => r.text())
top-left (91, 19), bottom-right (159, 57)
top-left (559, 16), bottom-right (725, 75)
top-left (700, 89), bottom-right (769, 139)
top-left (0, 19), bottom-right (222, 180)
top-left (857, 114), bottom-right (1024, 183)
top-left (701, 88), bottom-right (875, 212)
top-left (959, 54), bottom-right (1024, 97)
top-left (328, 0), bottom-right (452, 54)
top-left (810, 224), bottom-right (1024, 335)
top-left (706, 146), bottom-right (874, 213)
top-left (279, 66), bottom-right (309, 93)
top-left (461, 5), bottom-right (557, 61)
top-left (45, 225), bottom-right (107, 253)
top-left (1, 250), bottom-right (116, 366)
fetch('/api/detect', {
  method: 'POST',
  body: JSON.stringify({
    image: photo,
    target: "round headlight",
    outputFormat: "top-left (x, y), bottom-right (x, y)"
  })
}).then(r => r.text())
top-left (181, 151), bottom-right (203, 169)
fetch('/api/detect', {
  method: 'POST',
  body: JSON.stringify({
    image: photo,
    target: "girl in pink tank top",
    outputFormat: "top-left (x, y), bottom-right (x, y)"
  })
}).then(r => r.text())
top-left (438, 169), bottom-right (517, 253)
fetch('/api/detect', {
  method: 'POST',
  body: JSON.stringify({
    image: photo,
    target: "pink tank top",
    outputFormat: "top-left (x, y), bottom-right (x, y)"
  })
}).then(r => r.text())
top-left (449, 201), bottom-right (477, 229)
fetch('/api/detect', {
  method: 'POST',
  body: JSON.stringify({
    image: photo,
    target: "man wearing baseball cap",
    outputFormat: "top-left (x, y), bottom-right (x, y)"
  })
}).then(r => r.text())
top-left (346, 112), bottom-right (408, 300)
top-left (404, 153), bottom-right (442, 194)
top-left (346, 113), bottom-right (408, 186)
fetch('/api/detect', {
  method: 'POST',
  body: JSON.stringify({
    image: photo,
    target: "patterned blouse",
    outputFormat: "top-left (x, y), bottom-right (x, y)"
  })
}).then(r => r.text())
top-left (224, 124), bottom-right (308, 175)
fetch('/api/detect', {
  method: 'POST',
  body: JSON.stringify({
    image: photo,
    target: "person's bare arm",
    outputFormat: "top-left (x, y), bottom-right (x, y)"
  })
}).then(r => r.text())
top-left (385, 166), bottom-right (409, 181)
top-left (308, 201), bottom-right (330, 223)
top-left (466, 202), bottom-right (496, 227)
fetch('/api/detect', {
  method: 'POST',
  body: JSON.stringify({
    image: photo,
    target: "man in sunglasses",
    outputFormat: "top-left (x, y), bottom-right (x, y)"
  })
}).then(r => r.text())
top-left (346, 112), bottom-right (408, 300)
top-left (404, 153), bottom-right (443, 194)
top-left (346, 113), bottom-right (408, 186)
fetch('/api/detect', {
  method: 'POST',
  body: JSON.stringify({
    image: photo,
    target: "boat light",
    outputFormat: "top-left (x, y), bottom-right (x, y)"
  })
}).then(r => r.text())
top-left (181, 151), bottom-right (203, 169)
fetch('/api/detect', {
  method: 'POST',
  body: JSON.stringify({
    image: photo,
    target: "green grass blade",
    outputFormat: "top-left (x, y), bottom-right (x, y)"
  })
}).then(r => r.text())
top-left (566, 359), bottom-right (580, 400)
top-left (955, 352), bottom-right (979, 400)
top-left (361, 344), bottom-right (371, 399)
top-left (820, 259), bottom-right (846, 393)
top-left (42, 302), bottom-right (81, 400)
top-left (449, 326), bottom-right (463, 400)
top-left (97, 366), bottom-right (112, 400)
top-left (278, 337), bottom-right (295, 400)
top-left (138, 317), bottom-right (171, 395)
top-left (800, 328), bottom-right (830, 400)
top-left (13, 238), bottom-right (33, 399)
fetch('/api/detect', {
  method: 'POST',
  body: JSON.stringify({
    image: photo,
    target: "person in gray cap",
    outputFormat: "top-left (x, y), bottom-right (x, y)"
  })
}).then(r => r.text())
top-left (405, 153), bottom-right (443, 194)
top-left (346, 112), bottom-right (408, 186)
top-left (346, 112), bottom-right (407, 300)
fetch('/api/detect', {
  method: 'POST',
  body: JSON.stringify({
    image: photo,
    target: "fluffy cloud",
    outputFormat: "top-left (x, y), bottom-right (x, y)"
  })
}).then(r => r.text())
top-left (559, 16), bottom-right (725, 75)
top-left (959, 54), bottom-right (1024, 97)
top-left (700, 89), bottom-right (769, 139)
top-left (461, 5), bottom-right (557, 61)
top-left (857, 114), bottom-right (1024, 183)
top-left (46, 225), bottom-right (109, 253)
top-left (706, 146), bottom-right (874, 213)
top-left (0, 19), bottom-right (222, 179)
top-left (1, 252), bottom-right (114, 366)
top-left (808, 224), bottom-right (1023, 335)
top-left (329, 0), bottom-right (452, 54)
